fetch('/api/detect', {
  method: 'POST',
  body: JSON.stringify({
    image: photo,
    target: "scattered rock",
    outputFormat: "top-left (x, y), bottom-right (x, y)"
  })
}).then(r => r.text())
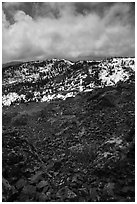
top-left (2, 71), bottom-right (135, 202)
top-left (37, 180), bottom-right (49, 189)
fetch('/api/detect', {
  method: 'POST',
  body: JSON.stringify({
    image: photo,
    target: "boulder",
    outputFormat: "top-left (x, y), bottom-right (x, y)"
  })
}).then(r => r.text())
top-left (56, 186), bottom-right (77, 200)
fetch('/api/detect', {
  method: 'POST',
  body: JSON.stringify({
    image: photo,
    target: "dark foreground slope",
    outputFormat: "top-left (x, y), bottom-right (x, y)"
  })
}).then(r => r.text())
top-left (2, 79), bottom-right (135, 202)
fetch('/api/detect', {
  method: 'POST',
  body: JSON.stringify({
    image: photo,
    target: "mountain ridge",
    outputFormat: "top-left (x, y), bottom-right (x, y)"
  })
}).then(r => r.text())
top-left (2, 56), bottom-right (135, 68)
top-left (2, 57), bottom-right (135, 106)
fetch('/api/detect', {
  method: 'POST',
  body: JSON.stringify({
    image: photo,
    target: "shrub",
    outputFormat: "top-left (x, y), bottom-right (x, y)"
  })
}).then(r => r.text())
top-left (68, 141), bottom-right (96, 164)
top-left (2, 112), bottom-right (18, 126)
top-left (11, 113), bottom-right (28, 126)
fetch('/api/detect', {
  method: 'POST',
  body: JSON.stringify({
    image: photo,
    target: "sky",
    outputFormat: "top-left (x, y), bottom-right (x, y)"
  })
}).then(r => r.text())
top-left (2, 2), bottom-right (135, 63)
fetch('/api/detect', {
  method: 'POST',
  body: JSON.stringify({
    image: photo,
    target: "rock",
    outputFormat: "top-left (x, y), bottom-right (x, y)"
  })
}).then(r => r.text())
top-left (38, 192), bottom-right (48, 202)
top-left (53, 160), bottom-right (62, 171)
top-left (22, 185), bottom-right (36, 196)
top-left (78, 197), bottom-right (87, 202)
top-left (44, 191), bottom-right (52, 200)
top-left (70, 182), bottom-right (78, 188)
top-left (103, 182), bottom-right (115, 196)
top-left (71, 174), bottom-right (83, 184)
top-left (29, 171), bottom-right (43, 184)
top-left (89, 188), bottom-right (98, 201)
top-left (78, 127), bottom-right (86, 138)
top-left (42, 186), bottom-right (49, 194)
top-left (15, 178), bottom-right (27, 190)
top-left (54, 171), bottom-right (59, 176)
top-left (66, 188), bottom-right (77, 200)
top-left (78, 187), bottom-right (88, 196)
top-left (46, 162), bottom-right (54, 170)
top-left (121, 186), bottom-right (135, 195)
top-left (2, 177), bottom-right (11, 191)
top-left (37, 180), bottom-right (49, 189)
top-left (5, 187), bottom-right (18, 202)
top-left (18, 193), bottom-right (30, 202)
top-left (56, 186), bottom-right (77, 200)
top-left (7, 152), bottom-right (23, 165)
top-left (2, 177), bottom-right (12, 201)
top-left (125, 125), bottom-right (135, 142)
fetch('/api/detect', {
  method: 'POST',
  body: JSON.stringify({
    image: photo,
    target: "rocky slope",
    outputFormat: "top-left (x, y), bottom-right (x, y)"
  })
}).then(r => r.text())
top-left (2, 57), bottom-right (135, 106)
top-left (2, 57), bottom-right (135, 201)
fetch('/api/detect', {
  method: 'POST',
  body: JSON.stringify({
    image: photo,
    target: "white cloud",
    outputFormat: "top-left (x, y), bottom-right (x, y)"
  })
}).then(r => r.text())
top-left (2, 3), bottom-right (135, 63)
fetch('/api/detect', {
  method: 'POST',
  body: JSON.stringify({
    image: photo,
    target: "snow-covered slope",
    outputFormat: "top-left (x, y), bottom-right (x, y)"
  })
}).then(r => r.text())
top-left (2, 57), bottom-right (135, 106)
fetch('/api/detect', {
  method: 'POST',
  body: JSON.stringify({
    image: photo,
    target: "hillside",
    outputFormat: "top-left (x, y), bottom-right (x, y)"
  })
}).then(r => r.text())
top-left (2, 57), bottom-right (135, 201)
top-left (2, 61), bottom-right (24, 69)
top-left (2, 57), bottom-right (134, 106)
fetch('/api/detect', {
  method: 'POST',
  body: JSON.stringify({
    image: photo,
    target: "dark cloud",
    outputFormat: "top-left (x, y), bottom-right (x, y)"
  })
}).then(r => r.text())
top-left (2, 2), bottom-right (135, 63)
top-left (74, 2), bottom-right (115, 17)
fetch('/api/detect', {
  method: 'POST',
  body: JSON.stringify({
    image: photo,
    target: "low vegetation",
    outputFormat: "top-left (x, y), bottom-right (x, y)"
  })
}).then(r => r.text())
top-left (2, 81), bottom-right (135, 201)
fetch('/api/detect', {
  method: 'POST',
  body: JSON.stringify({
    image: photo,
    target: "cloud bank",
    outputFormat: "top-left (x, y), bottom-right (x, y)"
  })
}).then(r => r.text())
top-left (2, 2), bottom-right (135, 63)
